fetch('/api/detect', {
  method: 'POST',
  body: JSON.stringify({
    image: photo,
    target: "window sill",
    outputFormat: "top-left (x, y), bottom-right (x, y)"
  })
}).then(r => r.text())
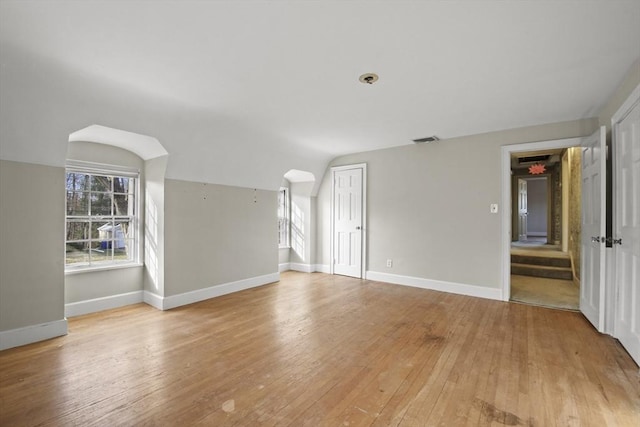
top-left (65, 262), bottom-right (143, 275)
top-left (279, 246), bottom-right (291, 250)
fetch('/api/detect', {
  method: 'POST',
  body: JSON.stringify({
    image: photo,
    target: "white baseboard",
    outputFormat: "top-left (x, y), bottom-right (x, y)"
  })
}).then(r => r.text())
top-left (279, 262), bottom-right (290, 272)
top-left (65, 291), bottom-right (144, 317)
top-left (314, 264), bottom-right (330, 273)
top-left (0, 319), bottom-right (68, 351)
top-left (290, 263), bottom-right (313, 273)
top-left (151, 272), bottom-right (280, 310)
top-left (280, 263), bottom-right (329, 274)
top-left (143, 290), bottom-right (164, 310)
top-left (366, 271), bottom-right (503, 301)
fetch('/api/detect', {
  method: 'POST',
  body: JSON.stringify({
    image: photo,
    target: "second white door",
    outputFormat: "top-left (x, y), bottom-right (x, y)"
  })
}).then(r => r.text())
top-left (613, 92), bottom-right (640, 365)
top-left (518, 178), bottom-right (528, 241)
top-left (332, 166), bottom-right (364, 278)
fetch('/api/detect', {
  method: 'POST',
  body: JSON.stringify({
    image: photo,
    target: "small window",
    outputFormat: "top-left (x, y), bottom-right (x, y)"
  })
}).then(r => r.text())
top-left (278, 187), bottom-right (290, 248)
top-left (65, 165), bottom-right (139, 270)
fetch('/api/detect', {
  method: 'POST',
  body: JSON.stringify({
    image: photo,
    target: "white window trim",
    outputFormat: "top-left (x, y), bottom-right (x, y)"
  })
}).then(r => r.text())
top-left (65, 161), bottom-right (142, 273)
top-left (65, 261), bottom-right (143, 275)
top-left (278, 187), bottom-right (290, 249)
top-left (66, 159), bottom-right (140, 178)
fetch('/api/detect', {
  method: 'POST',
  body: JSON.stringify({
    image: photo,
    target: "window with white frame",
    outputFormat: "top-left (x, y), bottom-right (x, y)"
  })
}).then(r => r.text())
top-left (65, 164), bottom-right (139, 270)
top-left (278, 187), bottom-right (289, 248)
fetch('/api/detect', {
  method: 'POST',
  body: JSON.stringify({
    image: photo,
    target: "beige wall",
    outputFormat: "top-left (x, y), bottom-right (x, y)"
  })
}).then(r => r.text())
top-left (164, 179), bottom-right (277, 296)
top-left (316, 119), bottom-right (598, 289)
top-left (598, 58), bottom-right (640, 129)
top-left (0, 160), bottom-right (65, 331)
top-left (65, 267), bottom-right (143, 303)
top-left (66, 141), bottom-right (145, 171)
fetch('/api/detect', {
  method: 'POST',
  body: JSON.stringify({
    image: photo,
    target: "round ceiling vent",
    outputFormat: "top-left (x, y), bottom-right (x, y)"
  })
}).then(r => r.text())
top-left (359, 73), bottom-right (379, 84)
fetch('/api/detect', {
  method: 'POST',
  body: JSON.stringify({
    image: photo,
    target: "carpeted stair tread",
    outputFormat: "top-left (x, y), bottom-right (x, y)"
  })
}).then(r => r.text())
top-left (510, 247), bottom-right (569, 258)
top-left (511, 263), bottom-right (573, 280)
top-left (511, 254), bottom-right (571, 268)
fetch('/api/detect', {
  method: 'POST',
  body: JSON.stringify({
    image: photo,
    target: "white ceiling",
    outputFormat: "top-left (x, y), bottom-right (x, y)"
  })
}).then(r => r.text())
top-left (1, 1), bottom-right (639, 190)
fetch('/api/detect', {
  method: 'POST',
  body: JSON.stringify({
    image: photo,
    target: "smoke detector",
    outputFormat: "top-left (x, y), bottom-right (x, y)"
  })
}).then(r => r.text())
top-left (359, 73), bottom-right (379, 84)
top-left (412, 136), bottom-right (440, 144)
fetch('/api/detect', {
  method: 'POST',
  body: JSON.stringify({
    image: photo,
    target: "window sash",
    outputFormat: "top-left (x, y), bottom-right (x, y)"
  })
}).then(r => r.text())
top-left (65, 166), bottom-right (139, 270)
top-left (278, 188), bottom-right (290, 248)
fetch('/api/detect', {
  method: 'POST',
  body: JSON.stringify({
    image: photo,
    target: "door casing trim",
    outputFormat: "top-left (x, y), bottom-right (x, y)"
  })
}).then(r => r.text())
top-left (501, 137), bottom-right (583, 301)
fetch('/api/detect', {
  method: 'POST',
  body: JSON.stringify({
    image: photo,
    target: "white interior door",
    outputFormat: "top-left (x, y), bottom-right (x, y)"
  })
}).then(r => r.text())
top-left (580, 126), bottom-right (606, 332)
top-left (332, 166), bottom-right (364, 278)
top-left (518, 178), bottom-right (528, 241)
top-left (613, 97), bottom-right (640, 365)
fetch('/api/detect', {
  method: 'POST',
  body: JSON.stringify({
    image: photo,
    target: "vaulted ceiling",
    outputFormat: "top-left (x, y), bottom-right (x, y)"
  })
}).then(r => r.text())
top-left (1, 1), bottom-right (639, 190)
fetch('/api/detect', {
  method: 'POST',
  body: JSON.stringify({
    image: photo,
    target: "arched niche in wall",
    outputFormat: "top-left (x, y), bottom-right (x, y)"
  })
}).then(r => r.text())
top-left (284, 169), bottom-right (316, 196)
top-left (66, 124), bottom-right (169, 312)
top-left (282, 169), bottom-right (316, 268)
top-left (68, 125), bottom-right (167, 160)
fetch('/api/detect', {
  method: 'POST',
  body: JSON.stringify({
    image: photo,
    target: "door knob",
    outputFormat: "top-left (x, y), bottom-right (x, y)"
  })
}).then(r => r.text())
top-left (356, 226), bottom-right (361, 230)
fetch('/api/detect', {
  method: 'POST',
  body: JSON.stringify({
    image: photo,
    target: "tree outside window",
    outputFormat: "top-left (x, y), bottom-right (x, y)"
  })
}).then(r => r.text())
top-left (65, 169), bottom-right (138, 269)
top-left (278, 188), bottom-right (289, 248)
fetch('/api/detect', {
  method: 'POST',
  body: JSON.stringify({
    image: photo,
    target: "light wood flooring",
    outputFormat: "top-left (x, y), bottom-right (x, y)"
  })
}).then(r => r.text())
top-left (1, 272), bottom-right (638, 426)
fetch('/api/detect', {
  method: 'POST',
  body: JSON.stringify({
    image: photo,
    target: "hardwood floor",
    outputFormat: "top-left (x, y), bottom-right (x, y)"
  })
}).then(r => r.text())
top-left (1, 272), bottom-right (638, 426)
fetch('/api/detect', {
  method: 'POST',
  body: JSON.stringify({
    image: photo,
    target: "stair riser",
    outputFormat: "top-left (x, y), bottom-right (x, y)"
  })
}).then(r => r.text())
top-left (511, 255), bottom-right (571, 268)
top-left (511, 266), bottom-right (573, 280)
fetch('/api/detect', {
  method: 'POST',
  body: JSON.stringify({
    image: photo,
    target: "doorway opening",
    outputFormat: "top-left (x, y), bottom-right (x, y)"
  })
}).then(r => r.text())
top-left (501, 139), bottom-right (582, 310)
top-left (510, 148), bottom-right (583, 310)
top-left (514, 175), bottom-right (548, 244)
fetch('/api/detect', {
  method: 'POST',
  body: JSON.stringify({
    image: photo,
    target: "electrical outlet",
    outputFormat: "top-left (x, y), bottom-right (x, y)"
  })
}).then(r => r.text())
top-left (386, 259), bottom-right (393, 268)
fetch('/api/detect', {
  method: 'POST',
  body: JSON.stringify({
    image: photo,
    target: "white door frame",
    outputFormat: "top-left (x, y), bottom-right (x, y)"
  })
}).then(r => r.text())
top-left (330, 163), bottom-right (367, 279)
top-left (611, 83), bottom-right (640, 339)
top-left (501, 137), bottom-right (583, 301)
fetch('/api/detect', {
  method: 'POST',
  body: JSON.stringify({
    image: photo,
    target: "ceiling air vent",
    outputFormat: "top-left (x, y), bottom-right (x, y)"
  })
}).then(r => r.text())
top-left (518, 154), bottom-right (550, 164)
top-left (412, 136), bottom-right (440, 144)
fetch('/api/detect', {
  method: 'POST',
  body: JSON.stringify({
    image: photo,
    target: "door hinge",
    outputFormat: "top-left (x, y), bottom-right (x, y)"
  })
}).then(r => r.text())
top-left (605, 237), bottom-right (623, 245)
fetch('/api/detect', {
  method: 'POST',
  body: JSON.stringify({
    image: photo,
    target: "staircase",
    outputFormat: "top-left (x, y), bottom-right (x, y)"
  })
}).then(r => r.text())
top-left (511, 248), bottom-right (573, 281)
